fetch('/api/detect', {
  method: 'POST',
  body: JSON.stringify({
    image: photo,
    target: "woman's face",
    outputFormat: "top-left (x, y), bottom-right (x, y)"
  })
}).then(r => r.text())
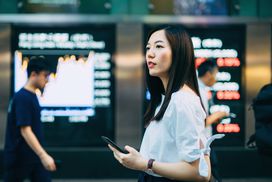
top-left (146, 30), bottom-right (172, 79)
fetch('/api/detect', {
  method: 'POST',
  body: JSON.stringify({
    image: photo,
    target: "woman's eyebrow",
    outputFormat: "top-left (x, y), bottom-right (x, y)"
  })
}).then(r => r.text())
top-left (147, 40), bottom-right (165, 45)
top-left (154, 40), bottom-right (164, 44)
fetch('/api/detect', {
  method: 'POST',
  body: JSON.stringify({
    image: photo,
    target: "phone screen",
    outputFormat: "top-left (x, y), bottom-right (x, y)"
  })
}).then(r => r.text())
top-left (101, 136), bottom-right (128, 154)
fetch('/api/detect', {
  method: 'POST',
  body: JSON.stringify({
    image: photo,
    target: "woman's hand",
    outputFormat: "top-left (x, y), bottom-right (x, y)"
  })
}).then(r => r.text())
top-left (108, 144), bottom-right (148, 171)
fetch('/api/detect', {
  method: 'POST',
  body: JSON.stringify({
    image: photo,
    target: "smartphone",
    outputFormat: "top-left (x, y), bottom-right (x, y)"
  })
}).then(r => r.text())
top-left (101, 136), bottom-right (128, 154)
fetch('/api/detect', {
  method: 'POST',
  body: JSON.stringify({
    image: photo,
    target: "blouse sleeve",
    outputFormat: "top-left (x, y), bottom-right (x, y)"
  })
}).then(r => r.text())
top-left (174, 99), bottom-right (225, 177)
top-left (174, 102), bottom-right (204, 163)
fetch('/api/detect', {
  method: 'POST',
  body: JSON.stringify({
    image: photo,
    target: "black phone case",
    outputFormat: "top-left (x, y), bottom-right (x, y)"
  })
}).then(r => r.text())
top-left (101, 136), bottom-right (128, 154)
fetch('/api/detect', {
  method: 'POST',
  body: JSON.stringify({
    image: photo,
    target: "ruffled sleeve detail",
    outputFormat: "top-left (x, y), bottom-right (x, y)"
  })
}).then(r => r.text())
top-left (173, 93), bottom-right (225, 177)
top-left (198, 134), bottom-right (225, 177)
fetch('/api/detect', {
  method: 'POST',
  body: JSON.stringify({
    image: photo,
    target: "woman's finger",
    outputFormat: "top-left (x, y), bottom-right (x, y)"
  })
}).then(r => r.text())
top-left (113, 152), bottom-right (121, 162)
top-left (109, 144), bottom-right (124, 163)
top-left (108, 144), bottom-right (121, 155)
top-left (124, 145), bottom-right (136, 153)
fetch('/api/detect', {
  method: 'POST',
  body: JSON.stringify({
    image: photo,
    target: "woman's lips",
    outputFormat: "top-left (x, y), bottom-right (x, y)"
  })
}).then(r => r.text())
top-left (147, 62), bottom-right (156, 68)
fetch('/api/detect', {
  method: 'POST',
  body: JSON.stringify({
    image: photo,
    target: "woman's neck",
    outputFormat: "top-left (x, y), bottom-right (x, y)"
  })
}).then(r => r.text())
top-left (181, 84), bottom-right (197, 96)
top-left (160, 76), bottom-right (169, 91)
top-left (159, 76), bottom-right (197, 96)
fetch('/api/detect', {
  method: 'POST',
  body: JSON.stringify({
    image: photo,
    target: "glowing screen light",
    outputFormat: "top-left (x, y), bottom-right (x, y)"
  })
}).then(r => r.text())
top-left (12, 25), bottom-right (116, 147)
top-left (14, 51), bottom-right (95, 108)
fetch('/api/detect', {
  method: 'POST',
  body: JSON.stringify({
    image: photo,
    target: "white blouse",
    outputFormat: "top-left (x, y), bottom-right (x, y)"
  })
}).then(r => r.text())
top-left (198, 79), bottom-right (213, 138)
top-left (140, 89), bottom-right (224, 177)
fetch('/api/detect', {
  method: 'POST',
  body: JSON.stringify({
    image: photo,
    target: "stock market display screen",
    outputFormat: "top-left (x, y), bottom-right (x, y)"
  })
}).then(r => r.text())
top-left (11, 24), bottom-right (116, 147)
top-left (144, 25), bottom-right (245, 146)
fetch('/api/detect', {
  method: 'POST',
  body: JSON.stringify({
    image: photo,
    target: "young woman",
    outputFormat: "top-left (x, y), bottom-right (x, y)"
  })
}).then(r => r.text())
top-left (108, 25), bottom-right (223, 182)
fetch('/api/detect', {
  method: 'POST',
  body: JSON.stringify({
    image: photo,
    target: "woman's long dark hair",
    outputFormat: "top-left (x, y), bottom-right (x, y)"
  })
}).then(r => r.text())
top-left (144, 25), bottom-right (204, 126)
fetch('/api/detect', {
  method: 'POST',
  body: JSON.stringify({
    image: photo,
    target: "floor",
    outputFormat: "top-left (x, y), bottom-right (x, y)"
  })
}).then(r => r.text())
top-left (51, 179), bottom-right (272, 182)
top-left (1, 178), bottom-right (272, 182)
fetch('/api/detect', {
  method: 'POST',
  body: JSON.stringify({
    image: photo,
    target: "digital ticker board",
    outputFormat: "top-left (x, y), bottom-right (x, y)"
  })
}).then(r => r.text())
top-left (12, 24), bottom-right (116, 147)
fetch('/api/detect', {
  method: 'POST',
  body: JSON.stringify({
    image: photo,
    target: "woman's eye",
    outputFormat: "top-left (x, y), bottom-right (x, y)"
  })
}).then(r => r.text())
top-left (156, 45), bottom-right (163, 49)
top-left (146, 47), bottom-right (150, 50)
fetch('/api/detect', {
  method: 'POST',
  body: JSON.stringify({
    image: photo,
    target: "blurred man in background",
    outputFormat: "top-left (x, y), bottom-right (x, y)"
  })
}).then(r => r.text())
top-left (198, 59), bottom-right (229, 182)
top-left (4, 56), bottom-right (56, 182)
top-left (198, 59), bottom-right (229, 137)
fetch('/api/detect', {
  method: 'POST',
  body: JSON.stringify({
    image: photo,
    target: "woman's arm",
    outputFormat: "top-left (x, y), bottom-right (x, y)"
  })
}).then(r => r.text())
top-left (108, 145), bottom-right (211, 182)
top-left (151, 155), bottom-right (210, 182)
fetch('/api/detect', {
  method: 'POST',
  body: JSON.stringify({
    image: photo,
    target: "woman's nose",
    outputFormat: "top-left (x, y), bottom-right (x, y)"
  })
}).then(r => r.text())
top-left (146, 49), bottom-right (155, 58)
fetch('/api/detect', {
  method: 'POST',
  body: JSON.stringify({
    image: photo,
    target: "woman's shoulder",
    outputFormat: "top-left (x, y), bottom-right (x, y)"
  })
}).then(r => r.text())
top-left (171, 88), bottom-right (205, 113)
top-left (170, 88), bottom-right (206, 124)
top-left (171, 88), bottom-right (200, 105)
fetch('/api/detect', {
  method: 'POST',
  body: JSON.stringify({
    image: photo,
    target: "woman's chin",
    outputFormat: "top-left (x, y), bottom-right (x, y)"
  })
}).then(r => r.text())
top-left (149, 70), bottom-right (159, 77)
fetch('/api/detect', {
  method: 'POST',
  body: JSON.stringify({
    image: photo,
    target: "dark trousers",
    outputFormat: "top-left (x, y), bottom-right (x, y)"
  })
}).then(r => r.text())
top-left (4, 163), bottom-right (51, 182)
top-left (138, 172), bottom-right (188, 182)
top-left (210, 149), bottom-right (222, 182)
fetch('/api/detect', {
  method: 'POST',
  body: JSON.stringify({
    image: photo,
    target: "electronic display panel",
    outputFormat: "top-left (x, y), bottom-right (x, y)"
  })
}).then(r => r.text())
top-left (11, 24), bottom-right (115, 147)
top-left (144, 24), bottom-right (245, 146)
